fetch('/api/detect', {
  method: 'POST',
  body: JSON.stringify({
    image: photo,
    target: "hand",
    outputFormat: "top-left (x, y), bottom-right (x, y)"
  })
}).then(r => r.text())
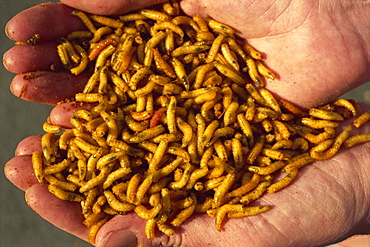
top-left (5, 0), bottom-right (370, 107)
top-left (4, 1), bottom-right (370, 246)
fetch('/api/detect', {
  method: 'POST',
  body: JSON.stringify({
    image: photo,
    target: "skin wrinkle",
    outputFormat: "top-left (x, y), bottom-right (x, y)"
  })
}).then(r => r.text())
top-left (152, 214), bottom-right (218, 246)
top-left (306, 17), bottom-right (353, 95)
top-left (185, 215), bottom-right (217, 245)
top-left (226, 0), bottom-right (368, 107)
top-left (252, 1), bottom-right (315, 38)
top-left (264, 189), bottom-right (325, 246)
top-left (252, 2), bottom-right (344, 104)
top-left (260, 1), bottom-right (313, 38)
top-left (329, 146), bottom-right (370, 234)
top-left (361, 154), bottom-right (370, 233)
top-left (292, 195), bottom-right (326, 241)
top-left (266, 206), bottom-right (300, 246)
top-left (312, 166), bottom-right (358, 232)
top-left (225, 191), bottom-right (295, 247)
top-left (248, 214), bottom-right (278, 247)
top-left (257, 161), bottom-right (361, 247)
top-left (221, 217), bottom-right (264, 246)
top-left (336, 2), bottom-right (370, 78)
top-left (281, 188), bottom-right (319, 234)
top-left (257, 211), bottom-right (297, 247)
top-left (185, 0), bottom-right (311, 39)
top-left (243, 3), bottom-right (280, 38)
top-left (327, 7), bottom-right (366, 88)
top-left (228, 213), bottom-right (272, 247)
top-left (350, 144), bottom-right (370, 233)
top-left (343, 1), bottom-right (370, 58)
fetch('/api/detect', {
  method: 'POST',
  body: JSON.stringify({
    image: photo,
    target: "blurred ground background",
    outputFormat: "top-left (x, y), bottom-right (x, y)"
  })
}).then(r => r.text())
top-left (0, 1), bottom-right (369, 247)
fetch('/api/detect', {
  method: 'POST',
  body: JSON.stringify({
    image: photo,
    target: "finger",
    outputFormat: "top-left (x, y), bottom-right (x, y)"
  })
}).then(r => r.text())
top-left (10, 71), bottom-right (88, 105)
top-left (25, 184), bottom-right (90, 242)
top-left (5, 3), bottom-right (86, 42)
top-left (4, 42), bottom-right (62, 74)
top-left (95, 214), bottom-right (147, 247)
top-left (49, 102), bottom-right (89, 128)
top-left (5, 135), bottom-right (44, 191)
top-left (5, 156), bottom-right (39, 191)
top-left (60, 0), bottom-right (167, 15)
top-left (336, 235), bottom-right (370, 247)
top-left (25, 185), bottom-right (166, 247)
top-left (5, 103), bottom-right (88, 191)
top-left (15, 135), bottom-right (43, 156)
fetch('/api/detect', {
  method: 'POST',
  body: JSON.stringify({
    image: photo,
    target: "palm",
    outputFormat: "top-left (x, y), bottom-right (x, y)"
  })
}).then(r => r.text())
top-left (180, 0), bottom-right (370, 108)
top-left (60, 0), bottom-right (370, 107)
top-left (4, 1), bottom-right (370, 246)
top-left (150, 150), bottom-right (370, 247)
top-left (10, 131), bottom-right (370, 246)
top-left (5, 0), bottom-right (370, 107)
top-left (93, 139), bottom-right (370, 246)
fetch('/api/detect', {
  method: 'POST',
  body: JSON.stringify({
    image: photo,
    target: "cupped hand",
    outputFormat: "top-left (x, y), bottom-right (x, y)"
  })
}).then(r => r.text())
top-left (6, 111), bottom-right (370, 247)
top-left (4, 1), bottom-right (370, 246)
top-left (4, 0), bottom-right (370, 107)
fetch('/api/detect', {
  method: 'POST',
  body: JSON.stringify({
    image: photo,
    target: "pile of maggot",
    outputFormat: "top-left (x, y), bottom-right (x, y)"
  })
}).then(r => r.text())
top-left (28, 1), bottom-right (370, 244)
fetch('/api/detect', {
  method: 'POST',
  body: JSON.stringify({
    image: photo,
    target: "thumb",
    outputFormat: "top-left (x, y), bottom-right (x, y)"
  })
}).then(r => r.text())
top-left (95, 215), bottom-right (143, 247)
top-left (96, 225), bottom-right (138, 247)
top-left (95, 214), bottom-right (182, 247)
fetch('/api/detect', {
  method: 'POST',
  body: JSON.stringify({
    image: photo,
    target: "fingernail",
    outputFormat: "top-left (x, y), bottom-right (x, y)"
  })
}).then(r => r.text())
top-left (97, 229), bottom-right (138, 247)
